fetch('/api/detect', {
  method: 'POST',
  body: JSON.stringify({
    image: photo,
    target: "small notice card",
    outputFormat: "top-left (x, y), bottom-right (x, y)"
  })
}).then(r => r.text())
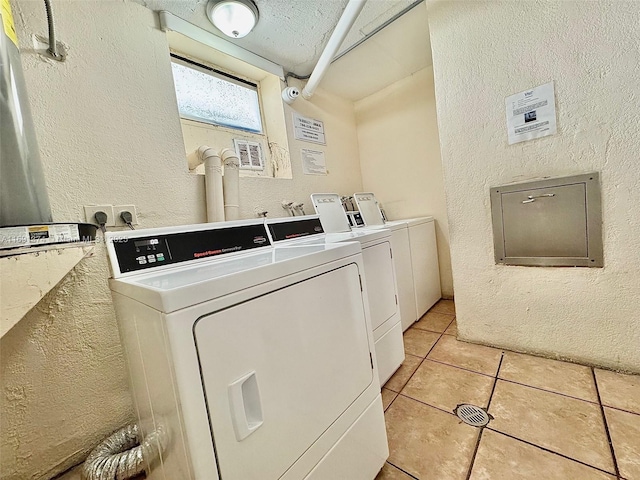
top-left (301, 148), bottom-right (327, 175)
top-left (506, 81), bottom-right (557, 145)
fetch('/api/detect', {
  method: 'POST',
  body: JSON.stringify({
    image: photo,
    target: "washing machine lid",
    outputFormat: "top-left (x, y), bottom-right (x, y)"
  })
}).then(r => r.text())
top-left (401, 216), bottom-right (434, 226)
top-left (292, 229), bottom-right (391, 248)
top-left (353, 193), bottom-right (385, 227)
top-left (109, 242), bottom-right (361, 313)
top-left (310, 193), bottom-right (351, 233)
top-left (266, 214), bottom-right (390, 246)
top-left (325, 229), bottom-right (391, 243)
top-left (368, 217), bottom-right (435, 228)
top-left (362, 220), bottom-right (407, 232)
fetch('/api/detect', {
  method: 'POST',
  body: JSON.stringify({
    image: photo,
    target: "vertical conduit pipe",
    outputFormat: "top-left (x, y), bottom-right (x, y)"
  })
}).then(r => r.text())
top-left (301, 0), bottom-right (367, 100)
top-left (43, 0), bottom-right (61, 60)
top-left (195, 146), bottom-right (225, 223)
top-left (221, 148), bottom-right (240, 221)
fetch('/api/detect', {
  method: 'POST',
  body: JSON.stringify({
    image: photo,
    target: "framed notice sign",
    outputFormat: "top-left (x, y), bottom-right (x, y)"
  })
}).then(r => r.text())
top-left (293, 113), bottom-right (326, 145)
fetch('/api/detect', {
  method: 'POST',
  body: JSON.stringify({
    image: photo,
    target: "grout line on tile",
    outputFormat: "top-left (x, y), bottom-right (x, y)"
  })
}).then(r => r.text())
top-left (464, 428), bottom-right (484, 480)
top-left (429, 305), bottom-right (456, 315)
top-left (386, 461), bottom-right (420, 480)
top-left (384, 392), bottom-right (398, 412)
top-left (486, 427), bottom-right (618, 477)
top-left (398, 392), bottom-right (458, 418)
top-left (600, 404), bottom-right (640, 418)
top-left (404, 352), bottom-right (425, 361)
top-left (592, 367), bottom-right (621, 478)
top-left (413, 314), bottom-right (455, 334)
top-left (397, 328), bottom-right (480, 419)
top-left (465, 353), bottom-right (504, 480)
top-left (399, 330), bottom-right (446, 390)
top-left (412, 326), bottom-right (449, 335)
top-left (383, 352), bottom-right (427, 393)
top-left (419, 310), bottom-right (455, 319)
top-left (497, 377), bottom-right (600, 405)
top-left (425, 357), bottom-right (496, 379)
top-left (490, 354), bottom-right (504, 390)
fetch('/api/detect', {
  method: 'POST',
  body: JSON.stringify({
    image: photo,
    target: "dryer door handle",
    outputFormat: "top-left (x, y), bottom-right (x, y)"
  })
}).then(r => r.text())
top-left (228, 371), bottom-right (264, 441)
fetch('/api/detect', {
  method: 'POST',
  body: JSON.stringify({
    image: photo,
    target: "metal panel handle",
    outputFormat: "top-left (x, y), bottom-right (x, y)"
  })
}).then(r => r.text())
top-left (522, 193), bottom-right (555, 204)
top-left (228, 371), bottom-right (264, 441)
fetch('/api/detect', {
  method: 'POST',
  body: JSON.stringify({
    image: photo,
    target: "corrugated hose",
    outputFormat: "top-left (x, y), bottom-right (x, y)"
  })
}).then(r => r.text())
top-left (81, 424), bottom-right (165, 480)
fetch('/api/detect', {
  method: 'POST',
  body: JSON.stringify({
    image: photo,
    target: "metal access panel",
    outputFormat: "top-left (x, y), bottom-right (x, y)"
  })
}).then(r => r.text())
top-left (491, 173), bottom-right (603, 267)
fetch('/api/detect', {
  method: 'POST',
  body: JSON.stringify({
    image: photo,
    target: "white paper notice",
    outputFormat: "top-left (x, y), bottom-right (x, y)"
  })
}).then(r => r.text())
top-left (293, 113), bottom-right (326, 145)
top-left (506, 81), bottom-right (557, 145)
top-left (301, 148), bottom-right (327, 175)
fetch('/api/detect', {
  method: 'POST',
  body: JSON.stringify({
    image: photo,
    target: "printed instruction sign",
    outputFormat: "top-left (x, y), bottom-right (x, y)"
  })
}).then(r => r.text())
top-left (506, 81), bottom-right (557, 145)
top-left (293, 113), bottom-right (326, 145)
top-left (301, 148), bottom-right (327, 175)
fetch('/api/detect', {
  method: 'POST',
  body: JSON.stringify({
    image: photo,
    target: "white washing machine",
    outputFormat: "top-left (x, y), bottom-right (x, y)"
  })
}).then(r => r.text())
top-left (353, 193), bottom-right (442, 326)
top-left (105, 219), bottom-right (388, 480)
top-left (304, 194), bottom-right (405, 384)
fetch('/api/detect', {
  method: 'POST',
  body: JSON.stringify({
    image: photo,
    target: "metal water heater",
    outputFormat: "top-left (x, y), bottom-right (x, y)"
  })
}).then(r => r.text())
top-left (1, 0), bottom-right (53, 226)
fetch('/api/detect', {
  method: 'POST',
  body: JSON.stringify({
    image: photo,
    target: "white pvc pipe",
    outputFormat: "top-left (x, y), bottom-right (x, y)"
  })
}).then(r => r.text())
top-left (198, 146), bottom-right (225, 223)
top-left (221, 148), bottom-right (240, 221)
top-left (301, 0), bottom-right (367, 100)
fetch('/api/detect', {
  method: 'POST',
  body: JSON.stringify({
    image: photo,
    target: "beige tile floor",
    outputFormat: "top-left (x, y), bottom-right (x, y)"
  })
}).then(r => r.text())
top-left (377, 299), bottom-right (640, 480)
top-left (56, 299), bottom-right (639, 480)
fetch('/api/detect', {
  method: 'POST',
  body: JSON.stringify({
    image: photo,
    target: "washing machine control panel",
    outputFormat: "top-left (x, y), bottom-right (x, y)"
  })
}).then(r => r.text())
top-left (268, 217), bottom-right (324, 242)
top-left (346, 211), bottom-right (365, 228)
top-left (111, 224), bottom-right (271, 274)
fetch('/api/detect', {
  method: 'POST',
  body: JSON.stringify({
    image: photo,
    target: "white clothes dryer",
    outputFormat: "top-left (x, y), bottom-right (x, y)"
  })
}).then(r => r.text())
top-left (105, 219), bottom-right (388, 480)
top-left (287, 197), bottom-right (404, 385)
top-left (353, 193), bottom-right (442, 324)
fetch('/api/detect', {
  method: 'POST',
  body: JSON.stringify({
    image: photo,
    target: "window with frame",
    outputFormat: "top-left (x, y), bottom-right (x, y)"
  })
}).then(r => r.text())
top-left (166, 38), bottom-right (292, 180)
top-left (170, 54), bottom-right (263, 134)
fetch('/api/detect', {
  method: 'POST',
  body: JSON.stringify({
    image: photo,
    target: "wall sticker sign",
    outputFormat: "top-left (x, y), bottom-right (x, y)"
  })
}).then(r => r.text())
top-left (293, 113), bottom-right (326, 145)
top-left (506, 81), bottom-right (557, 145)
top-left (301, 148), bottom-right (327, 175)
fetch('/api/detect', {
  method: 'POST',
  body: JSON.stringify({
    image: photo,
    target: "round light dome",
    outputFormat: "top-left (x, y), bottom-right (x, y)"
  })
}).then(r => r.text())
top-left (206, 0), bottom-right (259, 39)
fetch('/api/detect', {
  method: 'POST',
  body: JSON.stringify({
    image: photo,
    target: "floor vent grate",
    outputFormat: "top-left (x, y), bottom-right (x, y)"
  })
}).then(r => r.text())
top-left (454, 404), bottom-right (491, 427)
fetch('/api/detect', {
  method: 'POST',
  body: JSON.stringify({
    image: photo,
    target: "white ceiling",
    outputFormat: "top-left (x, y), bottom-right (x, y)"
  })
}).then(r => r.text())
top-left (135, 0), bottom-right (432, 101)
top-left (322, 2), bottom-right (431, 101)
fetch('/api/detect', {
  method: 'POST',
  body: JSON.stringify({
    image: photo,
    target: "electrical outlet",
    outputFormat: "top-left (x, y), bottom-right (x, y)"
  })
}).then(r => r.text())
top-left (84, 205), bottom-right (115, 226)
top-left (114, 205), bottom-right (138, 227)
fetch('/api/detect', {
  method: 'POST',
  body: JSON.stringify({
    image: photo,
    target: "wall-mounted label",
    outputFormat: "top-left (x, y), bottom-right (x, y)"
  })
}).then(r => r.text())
top-left (293, 113), bottom-right (326, 145)
top-left (506, 81), bottom-right (557, 145)
top-left (0, 224), bottom-right (81, 249)
top-left (301, 148), bottom-right (327, 175)
top-left (1, 0), bottom-right (18, 46)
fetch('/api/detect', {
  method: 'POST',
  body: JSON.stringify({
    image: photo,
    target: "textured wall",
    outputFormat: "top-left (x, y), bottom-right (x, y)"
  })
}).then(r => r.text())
top-left (355, 67), bottom-right (453, 297)
top-left (0, 1), bottom-right (363, 479)
top-left (427, 0), bottom-right (640, 372)
top-left (0, 2), bottom-right (200, 479)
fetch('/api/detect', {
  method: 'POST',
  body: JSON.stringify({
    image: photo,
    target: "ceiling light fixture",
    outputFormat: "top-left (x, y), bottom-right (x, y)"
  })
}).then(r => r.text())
top-left (206, 0), bottom-right (259, 39)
